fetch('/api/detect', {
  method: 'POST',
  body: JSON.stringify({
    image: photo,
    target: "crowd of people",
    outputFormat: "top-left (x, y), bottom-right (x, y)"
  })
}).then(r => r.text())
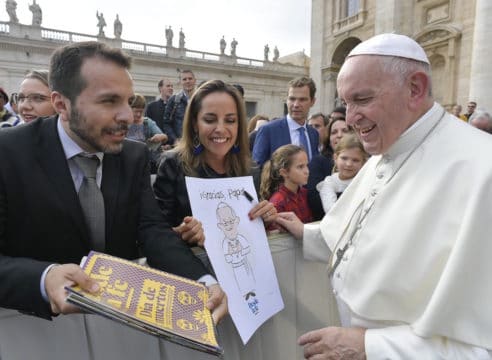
top-left (1, 33), bottom-right (491, 359)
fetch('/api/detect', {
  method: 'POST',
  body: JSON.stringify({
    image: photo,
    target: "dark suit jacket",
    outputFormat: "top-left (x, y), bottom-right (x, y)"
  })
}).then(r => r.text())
top-left (307, 153), bottom-right (335, 221)
top-left (252, 117), bottom-right (319, 166)
top-left (145, 98), bottom-right (167, 130)
top-left (0, 116), bottom-right (208, 319)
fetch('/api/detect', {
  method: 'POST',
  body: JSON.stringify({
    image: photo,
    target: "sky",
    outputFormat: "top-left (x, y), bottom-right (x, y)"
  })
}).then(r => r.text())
top-left (4, 0), bottom-right (311, 60)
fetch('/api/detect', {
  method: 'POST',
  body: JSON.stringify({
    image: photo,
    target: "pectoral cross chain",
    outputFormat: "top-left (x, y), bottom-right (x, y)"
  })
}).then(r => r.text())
top-left (328, 243), bottom-right (349, 277)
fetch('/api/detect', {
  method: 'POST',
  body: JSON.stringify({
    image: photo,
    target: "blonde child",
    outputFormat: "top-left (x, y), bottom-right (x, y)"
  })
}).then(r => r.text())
top-left (316, 133), bottom-right (368, 213)
top-left (260, 144), bottom-right (313, 224)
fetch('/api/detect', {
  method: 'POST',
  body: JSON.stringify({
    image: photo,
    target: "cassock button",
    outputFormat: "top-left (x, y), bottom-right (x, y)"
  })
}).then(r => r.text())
top-left (333, 289), bottom-right (338, 296)
top-left (371, 189), bottom-right (378, 196)
top-left (377, 173), bottom-right (384, 179)
top-left (336, 272), bottom-right (341, 278)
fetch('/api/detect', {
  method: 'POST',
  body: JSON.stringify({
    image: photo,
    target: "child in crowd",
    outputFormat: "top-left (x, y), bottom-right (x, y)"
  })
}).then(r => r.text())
top-left (260, 144), bottom-right (312, 224)
top-left (317, 133), bottom-right (368, 213)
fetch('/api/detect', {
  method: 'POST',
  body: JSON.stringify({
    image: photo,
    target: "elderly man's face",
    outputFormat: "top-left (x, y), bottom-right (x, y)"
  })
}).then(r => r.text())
top-left (337, 56), bottom-right (414, 155)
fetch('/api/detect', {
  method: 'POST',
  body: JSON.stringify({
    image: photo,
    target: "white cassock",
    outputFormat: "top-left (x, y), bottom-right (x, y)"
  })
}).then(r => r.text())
top-left (303, 103), bottom-right (492, 359)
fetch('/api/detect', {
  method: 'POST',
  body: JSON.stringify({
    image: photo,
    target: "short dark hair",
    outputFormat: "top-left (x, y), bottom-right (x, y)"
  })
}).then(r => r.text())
top-left (288, 77), bottom-right (316, 99)
top-left (179, 69), bottom-right (195, 79)
top-left (309, 112), bottom-right (328, 126)
top-left (49, 41), bottom-right (131, 103)
top-left (331, 106), bottom-right (346, 116)
top-left (158, 79), bottom-right (164, 88)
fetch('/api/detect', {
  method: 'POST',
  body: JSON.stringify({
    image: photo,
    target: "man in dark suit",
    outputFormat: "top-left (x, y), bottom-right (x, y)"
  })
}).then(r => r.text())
top-left (0, 41), bottom-right (226, 322)
top-left (252, 77), bottom-right (319, 166)
top-left (145, 77), bottom-right (173, 130)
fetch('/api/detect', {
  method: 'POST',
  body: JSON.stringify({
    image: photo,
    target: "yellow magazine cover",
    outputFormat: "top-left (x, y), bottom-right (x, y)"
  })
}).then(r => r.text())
top-left (66, 251), bottom-right (222, 356)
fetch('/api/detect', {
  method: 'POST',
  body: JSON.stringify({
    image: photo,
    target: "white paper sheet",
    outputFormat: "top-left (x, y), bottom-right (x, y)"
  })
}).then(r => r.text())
top-left (185, 176), bottom-right (284, 344)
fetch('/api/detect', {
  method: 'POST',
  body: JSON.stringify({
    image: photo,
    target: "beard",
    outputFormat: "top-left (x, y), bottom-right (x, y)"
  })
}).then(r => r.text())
top-left (69, 106), bottom-right (128, 154)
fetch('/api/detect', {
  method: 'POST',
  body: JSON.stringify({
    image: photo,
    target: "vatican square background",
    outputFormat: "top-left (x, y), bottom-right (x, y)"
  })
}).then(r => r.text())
top-left (1, 0), bottom-right (491, 119)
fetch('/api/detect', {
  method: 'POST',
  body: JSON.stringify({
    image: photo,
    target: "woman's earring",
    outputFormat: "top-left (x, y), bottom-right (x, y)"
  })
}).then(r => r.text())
top-left (231, 142), bottom-right (240, 154)
top-left (193, 134), bottom-right (204, 155)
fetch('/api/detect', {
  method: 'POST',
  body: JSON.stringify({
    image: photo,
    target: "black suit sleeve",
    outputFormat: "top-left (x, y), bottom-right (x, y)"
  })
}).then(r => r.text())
top-left (0, 165), bottom-right (53, 319)
top-left (136, 148), bottom-right (208, 280)
top-left (307, 154), bottom-right (334, 221)
top-left (162, 96), bottom-right (177, 144)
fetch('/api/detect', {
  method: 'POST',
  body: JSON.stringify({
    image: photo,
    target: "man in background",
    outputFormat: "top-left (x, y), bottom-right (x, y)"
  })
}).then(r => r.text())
top-left (464, 100), bottom-right (477, 121)
top-left (253, 76), bottom-right (319, 166)
top-left (162, 69), bottom-right (196, 145)
top-left (308, 112), bottom-right (327, 152)
top-left (145, 78), bottom-right (173, 131)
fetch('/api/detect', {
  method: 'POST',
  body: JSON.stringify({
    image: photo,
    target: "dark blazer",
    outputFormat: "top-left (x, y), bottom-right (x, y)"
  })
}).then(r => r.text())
top-left (0, 116), bottom-right (208, 319)
top-left (252, 117), bottom-right (319, 166)
top-left (307, 153), bottom-right (335, 221)
top-left (145, 98), bottom-right (167, 130)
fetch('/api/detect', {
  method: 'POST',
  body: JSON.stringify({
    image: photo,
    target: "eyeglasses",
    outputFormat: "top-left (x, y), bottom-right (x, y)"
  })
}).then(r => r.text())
top-left (17, 93), bottom-right (50, 104)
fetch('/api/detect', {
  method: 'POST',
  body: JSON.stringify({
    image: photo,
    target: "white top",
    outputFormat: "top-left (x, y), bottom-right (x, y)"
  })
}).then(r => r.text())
top-left (316, 173), bottom-right (352, 213)
top-left (302, 103), bottom-right (492, 358)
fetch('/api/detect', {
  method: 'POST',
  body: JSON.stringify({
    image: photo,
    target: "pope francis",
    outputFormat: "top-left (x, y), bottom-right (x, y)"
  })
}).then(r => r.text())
top-left (277, 33), bottom-right (492, 359)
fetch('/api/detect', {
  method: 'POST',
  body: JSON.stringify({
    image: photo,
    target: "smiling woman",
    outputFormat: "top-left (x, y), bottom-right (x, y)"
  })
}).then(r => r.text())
top-left (18, 70), bottom-right (57, 123)
top-left (153, 80), bottom-right (278, 247)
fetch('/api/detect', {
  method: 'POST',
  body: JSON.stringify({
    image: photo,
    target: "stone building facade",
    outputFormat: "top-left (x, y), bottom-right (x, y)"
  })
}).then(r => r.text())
top-left (310, 0), bottom-right (491, 114)
top-left (0, 22), bottom-right (307, 120)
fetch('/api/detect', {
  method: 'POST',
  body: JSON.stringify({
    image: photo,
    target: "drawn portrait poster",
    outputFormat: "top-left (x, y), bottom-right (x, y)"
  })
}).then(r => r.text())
top-left (185, 176), bottom-right (284, 344)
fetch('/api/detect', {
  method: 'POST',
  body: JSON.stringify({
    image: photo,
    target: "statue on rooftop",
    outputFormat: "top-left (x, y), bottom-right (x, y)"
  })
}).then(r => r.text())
top-left (29, 0), bottom-right (42, 26)
top-left (96, 11), bottom-right (106, 37)
top-left (114, 14), bottom-right (122, 39)
top-left (220, 36), bottom-right (226, 55)
top-left (179, 28), bottom-right (185, 49)
top-left (273, 46), bottom-right (279, 62)
top-left (6, 0), bottom-right (18, 23)
top-left (230, 38), bottom-right (238, 57)
top-left (165, 26), bottom-right (174, 47)
top-left (264, 44), bottom-right (270, 62)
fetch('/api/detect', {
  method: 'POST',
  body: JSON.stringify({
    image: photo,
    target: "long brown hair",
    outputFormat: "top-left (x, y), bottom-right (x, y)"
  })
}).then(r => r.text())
top-left (176, 79), bottom-right (252, 176)
top-left (260, 144), bottom-right (305, 200)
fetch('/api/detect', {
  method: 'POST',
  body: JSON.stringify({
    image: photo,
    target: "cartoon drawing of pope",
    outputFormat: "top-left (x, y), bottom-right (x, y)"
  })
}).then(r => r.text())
top-left (216, 202), bottom-right (256, 303)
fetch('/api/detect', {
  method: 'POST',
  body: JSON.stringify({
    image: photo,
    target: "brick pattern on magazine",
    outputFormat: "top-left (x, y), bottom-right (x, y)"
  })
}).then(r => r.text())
top-left (66, 251), bottom-right (221, 355)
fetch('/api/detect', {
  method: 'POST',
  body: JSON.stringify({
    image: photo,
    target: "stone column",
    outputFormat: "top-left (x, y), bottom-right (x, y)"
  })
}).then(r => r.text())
top-left (469, 0), bottom-right (492, 111)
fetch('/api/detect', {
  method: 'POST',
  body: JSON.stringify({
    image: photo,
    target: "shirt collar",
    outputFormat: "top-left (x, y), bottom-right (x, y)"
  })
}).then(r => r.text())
top-left (286, 114), bottom-right (307, 131)
top-left (57, 116), bottom-right (104, 161)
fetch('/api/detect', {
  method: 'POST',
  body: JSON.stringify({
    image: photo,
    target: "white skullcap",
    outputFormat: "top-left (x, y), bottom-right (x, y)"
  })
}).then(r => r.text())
top-left (348, 33), bottom-right (429, 64)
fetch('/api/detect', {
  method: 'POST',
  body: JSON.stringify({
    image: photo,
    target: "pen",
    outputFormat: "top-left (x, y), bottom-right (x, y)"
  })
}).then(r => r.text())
top-left (243, 190), bottom-right (256, 204)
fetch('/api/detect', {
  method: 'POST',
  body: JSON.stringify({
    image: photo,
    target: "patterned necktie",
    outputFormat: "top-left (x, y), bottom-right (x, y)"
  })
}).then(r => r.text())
top-left (297, 127), bottom-right (311, 161)
top-left (73, 155), bottom-right (105, 251)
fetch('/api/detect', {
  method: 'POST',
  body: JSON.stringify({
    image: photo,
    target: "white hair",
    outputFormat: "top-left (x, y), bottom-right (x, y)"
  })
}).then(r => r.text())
top-left (378, 56), bottom-right (433, 96)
